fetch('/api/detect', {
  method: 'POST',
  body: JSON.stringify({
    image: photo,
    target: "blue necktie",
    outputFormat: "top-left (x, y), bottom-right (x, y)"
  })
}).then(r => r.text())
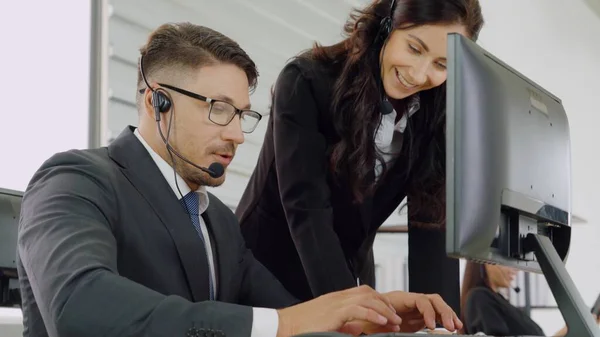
top-left (180, 191), bottom-right (215, 300)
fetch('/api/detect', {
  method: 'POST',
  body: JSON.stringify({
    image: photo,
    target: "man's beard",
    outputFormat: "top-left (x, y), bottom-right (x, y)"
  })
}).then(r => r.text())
top-left (167, 143), bottom-right (234, 188)
top-left (176, 155), bottom-right (224, 187)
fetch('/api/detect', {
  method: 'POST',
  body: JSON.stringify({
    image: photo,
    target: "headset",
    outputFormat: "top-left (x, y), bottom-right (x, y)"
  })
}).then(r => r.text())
top-left (138, 54), bottom-right (220, 302)
top-left (136, 55), bottom-right (173, 120)
top-left (138, 54), bottom-right (224, 179)
top-left (377, 0), bottom-right (397, 115)
top-left (138, 55), bottom-right (173, 122)
top-left (151, 89), bottom-right (172, 122)
top-left (379, 0), bottom-right (396, 41)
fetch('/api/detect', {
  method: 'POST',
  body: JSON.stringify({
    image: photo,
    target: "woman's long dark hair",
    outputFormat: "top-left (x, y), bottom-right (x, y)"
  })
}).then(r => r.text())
top-left (302, 0), bottom-right (484, 223)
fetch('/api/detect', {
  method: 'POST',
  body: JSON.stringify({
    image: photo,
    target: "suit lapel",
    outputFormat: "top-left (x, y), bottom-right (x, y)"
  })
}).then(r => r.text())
top-left (356, 168), bottom-right (376, 234)
top-left (359, 194), bottom-right (373, 233)
top-left (202, 201), bottom-right (230, 301)
top-left (108, 126), bottom-right (211, 302)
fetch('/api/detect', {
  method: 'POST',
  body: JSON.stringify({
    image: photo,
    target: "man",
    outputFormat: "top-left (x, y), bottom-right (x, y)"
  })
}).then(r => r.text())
top-left (16, 23), bottom-right (461, 337)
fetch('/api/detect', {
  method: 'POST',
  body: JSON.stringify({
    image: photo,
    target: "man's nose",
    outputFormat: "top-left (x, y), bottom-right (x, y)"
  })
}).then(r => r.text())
top-left (222, 115), bottom-right (245, 145)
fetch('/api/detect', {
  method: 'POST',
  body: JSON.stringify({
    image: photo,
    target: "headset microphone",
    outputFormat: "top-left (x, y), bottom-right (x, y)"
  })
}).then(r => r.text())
top-left (207, 162), bottom-right (225, 178)
top-left (139, 54), bottom-right (226, 179)
top-left (161, 139), bottom-right (225, 179)
top-left (513, 286), bottom-right (521, 293)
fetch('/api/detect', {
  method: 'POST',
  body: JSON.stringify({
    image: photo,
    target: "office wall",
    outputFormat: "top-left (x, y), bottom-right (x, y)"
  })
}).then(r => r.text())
top-left (0, 1), bottom-right (91, 192)
top-left (0, 1), bottom-right (91, 336)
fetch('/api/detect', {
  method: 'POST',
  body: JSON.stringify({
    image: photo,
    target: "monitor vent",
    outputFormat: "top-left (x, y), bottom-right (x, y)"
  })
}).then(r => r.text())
top-left (466, 257), bottom-right (498, 265)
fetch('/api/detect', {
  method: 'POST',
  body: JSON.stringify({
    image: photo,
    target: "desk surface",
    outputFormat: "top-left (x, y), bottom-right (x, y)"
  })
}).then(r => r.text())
top-left (0, 308), bottom-right (23, 337)
top-left (0, 308), bottom-right (21, 324)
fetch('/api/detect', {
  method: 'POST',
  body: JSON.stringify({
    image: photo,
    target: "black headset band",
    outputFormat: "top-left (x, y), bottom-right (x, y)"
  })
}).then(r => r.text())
top-left (139, 54), bottom-right (172, 118)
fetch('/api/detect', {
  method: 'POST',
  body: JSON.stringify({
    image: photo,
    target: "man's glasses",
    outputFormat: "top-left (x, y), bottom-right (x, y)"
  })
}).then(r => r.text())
top-left (140, 83), bottom-right (263, 133)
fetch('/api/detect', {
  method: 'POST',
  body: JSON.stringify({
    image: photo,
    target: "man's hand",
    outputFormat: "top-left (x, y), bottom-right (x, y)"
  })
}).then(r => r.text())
top-left (275, 285), bottom-right (402, 337)
top-left (346, 291), bottom-right (463, 335)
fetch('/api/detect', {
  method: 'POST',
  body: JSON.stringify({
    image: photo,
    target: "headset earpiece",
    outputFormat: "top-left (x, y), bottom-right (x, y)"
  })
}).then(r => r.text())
top-left (380, 16), bottom-right (392, 37)
top-left (377, 0), bottom-right (396, 42)
top-left (152, 89), bottom-right (171, 121)
top-left (139, 54), bottom-right (171, 121)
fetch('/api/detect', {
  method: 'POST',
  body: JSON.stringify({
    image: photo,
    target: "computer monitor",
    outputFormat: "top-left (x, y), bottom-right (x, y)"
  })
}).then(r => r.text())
top-left (446, 33), bottom-right (599, 337)
top-left (0, 187), bottom-right (22, 307)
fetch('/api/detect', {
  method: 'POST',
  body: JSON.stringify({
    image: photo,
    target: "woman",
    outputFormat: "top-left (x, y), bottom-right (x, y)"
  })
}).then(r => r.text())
top-left (236, 0), bottom-right (484, 306)
top-left (461, 262), bottom-right (600, 336)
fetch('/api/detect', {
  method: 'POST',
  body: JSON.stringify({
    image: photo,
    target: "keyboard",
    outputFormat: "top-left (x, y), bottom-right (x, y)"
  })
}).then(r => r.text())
top-left (292, 333), bottom-right (538, 336)
top-left (364, 332), bottom-right (539, 337)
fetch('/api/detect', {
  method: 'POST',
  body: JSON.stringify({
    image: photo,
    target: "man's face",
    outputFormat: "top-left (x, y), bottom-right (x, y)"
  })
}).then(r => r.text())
top-left (157, 63), bottom-right (249, 189)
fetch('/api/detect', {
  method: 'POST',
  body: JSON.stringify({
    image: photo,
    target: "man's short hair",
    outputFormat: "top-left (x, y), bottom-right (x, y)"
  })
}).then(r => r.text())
top-left (136, 22), bottom-right (258, 108)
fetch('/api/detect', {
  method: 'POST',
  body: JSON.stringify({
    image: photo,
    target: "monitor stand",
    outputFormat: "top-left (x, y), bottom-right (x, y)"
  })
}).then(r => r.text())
top-left (525, 233), bottom-right (600, 337)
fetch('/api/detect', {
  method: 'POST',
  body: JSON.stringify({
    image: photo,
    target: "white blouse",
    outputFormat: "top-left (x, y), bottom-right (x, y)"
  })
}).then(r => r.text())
top-left (374, 94), bottom-right (420, 178)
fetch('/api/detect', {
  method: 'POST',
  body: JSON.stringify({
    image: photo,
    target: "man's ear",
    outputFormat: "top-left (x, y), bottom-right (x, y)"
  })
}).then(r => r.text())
top-left (143, 88), bottom-right (156, 119)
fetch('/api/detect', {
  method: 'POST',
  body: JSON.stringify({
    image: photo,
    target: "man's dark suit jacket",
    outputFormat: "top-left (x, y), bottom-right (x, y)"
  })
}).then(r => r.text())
top-left (16, 126), bottom-right (297, 337)
top-left (236, 57), bottom-right (460, 311)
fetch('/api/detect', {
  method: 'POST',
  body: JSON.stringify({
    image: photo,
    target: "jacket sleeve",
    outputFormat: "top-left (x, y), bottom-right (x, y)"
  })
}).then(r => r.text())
top-left (271, 63), bottom-right (357, 297)
top-left (17, 152), bottom-right (253, 337)
top-left (464, 288), bottom-right (511, 336)
top-left (230, 199), bottom-right (300, 308)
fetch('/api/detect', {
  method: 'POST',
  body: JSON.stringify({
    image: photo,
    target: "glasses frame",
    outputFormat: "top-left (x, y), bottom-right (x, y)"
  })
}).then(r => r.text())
top-left (139, 83), bottom-right (263, 133)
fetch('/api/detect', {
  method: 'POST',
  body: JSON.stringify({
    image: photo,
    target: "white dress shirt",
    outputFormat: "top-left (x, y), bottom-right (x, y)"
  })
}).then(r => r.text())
top-left (133, 129), bottom-right (279, 337)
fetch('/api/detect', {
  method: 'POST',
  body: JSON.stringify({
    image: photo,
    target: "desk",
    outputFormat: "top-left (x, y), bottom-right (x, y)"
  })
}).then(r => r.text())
top-left (0, 308), bottom-right (22, 337)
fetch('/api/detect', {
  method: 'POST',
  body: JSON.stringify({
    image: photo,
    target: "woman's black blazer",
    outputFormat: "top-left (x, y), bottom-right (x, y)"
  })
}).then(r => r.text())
top-left (236, 56), bottom-right (460, 309)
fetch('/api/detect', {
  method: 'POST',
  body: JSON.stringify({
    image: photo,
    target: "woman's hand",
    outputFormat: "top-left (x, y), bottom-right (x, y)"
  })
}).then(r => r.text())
top-left (339, 291), bottom-right (463, 335)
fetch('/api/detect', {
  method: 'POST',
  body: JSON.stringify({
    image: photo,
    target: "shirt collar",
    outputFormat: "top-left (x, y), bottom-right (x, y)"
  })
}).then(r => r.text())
top-left (394, 94), bottom-right (420, 133)
top-left (133, 128), bottom-right (209, 214)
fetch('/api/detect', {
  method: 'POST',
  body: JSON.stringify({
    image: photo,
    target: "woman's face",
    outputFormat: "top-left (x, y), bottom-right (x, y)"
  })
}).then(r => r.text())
top-left (486, 264), bottom-right (518, 289)
top-left (381, 23), bottom-right (468, 100)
